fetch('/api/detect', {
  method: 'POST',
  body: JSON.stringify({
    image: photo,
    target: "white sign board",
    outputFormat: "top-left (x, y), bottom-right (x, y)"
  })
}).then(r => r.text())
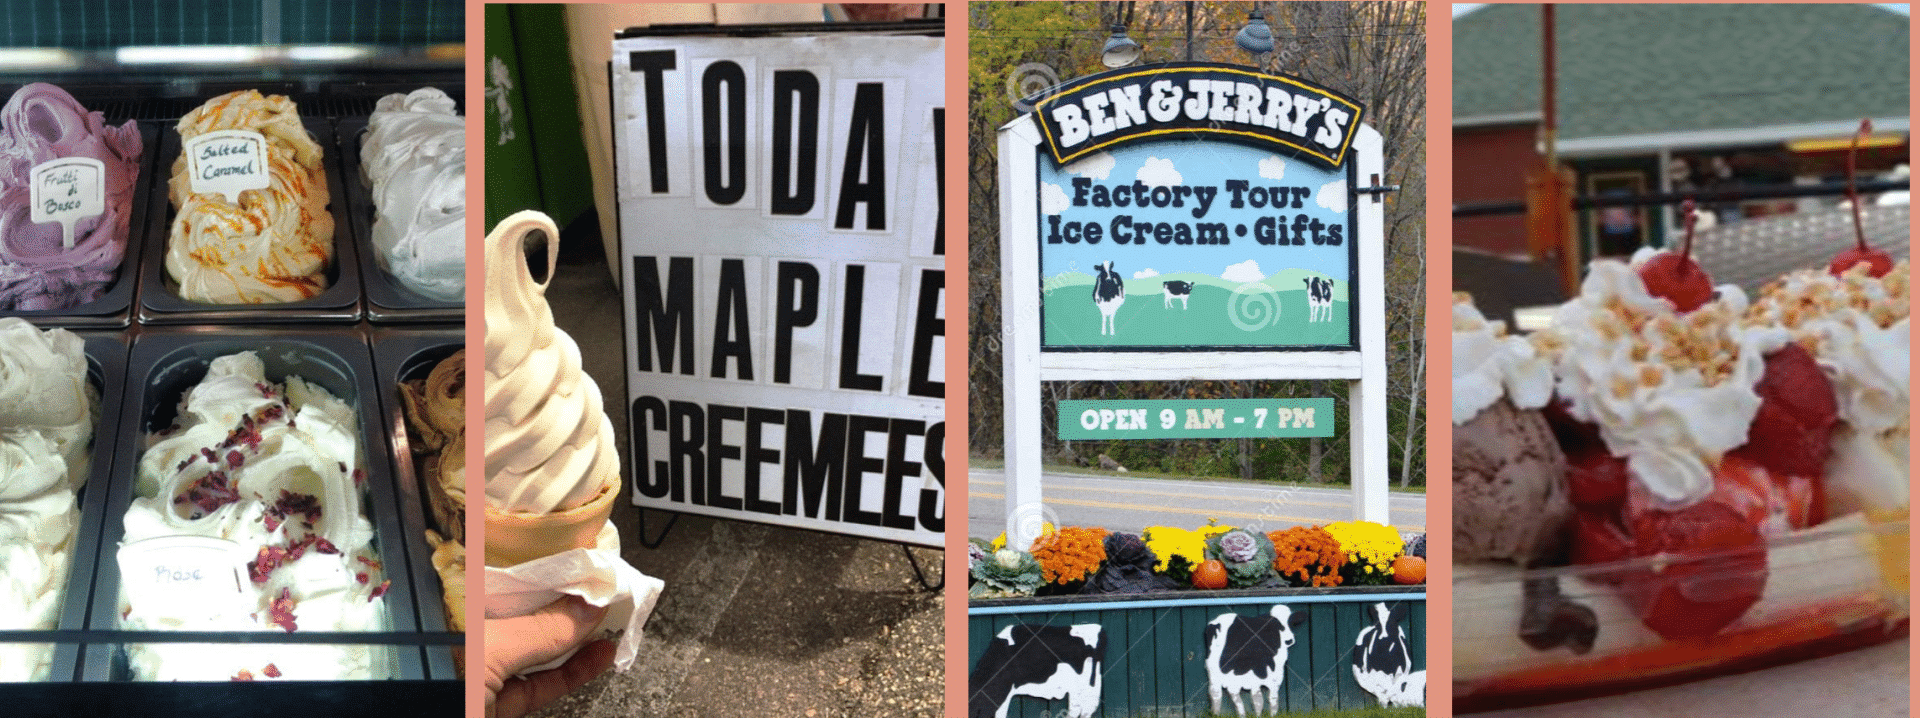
top-left (997, 64), bottom-right (1389, 550)
top-left (613, 30), bottom-right (945, 547)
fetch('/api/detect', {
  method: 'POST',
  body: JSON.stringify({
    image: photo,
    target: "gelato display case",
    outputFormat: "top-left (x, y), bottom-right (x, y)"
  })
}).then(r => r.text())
top-left (0, 3), bottom-right (462, 710)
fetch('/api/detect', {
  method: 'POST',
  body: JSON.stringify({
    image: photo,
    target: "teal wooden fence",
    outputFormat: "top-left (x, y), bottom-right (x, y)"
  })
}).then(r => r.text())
top-left (969, 587), bottom-right (1426, 717)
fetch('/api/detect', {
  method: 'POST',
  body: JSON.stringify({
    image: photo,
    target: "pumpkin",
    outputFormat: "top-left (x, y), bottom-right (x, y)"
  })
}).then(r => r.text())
top-left (1192, 559), bottom-right (1228, 590)
top-left (1392, 555), bottom-right (1426, 585)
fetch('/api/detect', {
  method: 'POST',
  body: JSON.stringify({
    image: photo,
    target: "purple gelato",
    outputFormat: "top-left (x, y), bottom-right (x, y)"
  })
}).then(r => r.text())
top-left (0, 83), bottom-right (143, 310)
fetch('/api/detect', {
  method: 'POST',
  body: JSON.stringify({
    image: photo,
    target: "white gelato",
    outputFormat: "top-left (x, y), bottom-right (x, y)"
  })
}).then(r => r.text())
top-left (362, 88), bottom-right (465, 302)
top-left (0, 318), bottom-right (93, 681)
top-left (1746, 261), bottom-right (1911, 513)
top-left (121, 352), bottom-right (391, 681)
top-left (1451, 296), bottom-right (1554, 424)
top-left (1536, 256), bottom-right (1786, 507)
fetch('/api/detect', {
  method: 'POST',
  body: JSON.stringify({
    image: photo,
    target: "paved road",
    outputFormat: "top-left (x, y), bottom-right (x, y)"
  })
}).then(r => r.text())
top-left (968, 467), bottom-right (1427, 539)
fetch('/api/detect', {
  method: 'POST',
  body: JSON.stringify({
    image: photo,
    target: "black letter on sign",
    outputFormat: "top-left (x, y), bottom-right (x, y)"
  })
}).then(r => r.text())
top-left (701, 61), bottom-right (747, 205)
top-left (774, 261), bottom-right (819, 384)
top-left (784, 410), bottom-right (847, 520)
top-left (907, 269), bottom-right (943, 399)
top-left (882, 419), bottom-right (925, 530)
top-left (835, 82), bottom-right (887, 231)
top-left (838, 264), bottom-right (883, 391)
top-left (841, 415), bottom-right (890, 527)
top-left (704, 404), bottom-right (744, 511)
top-left (770, 70), bottom-right (819, 216)
top-left (669, 400), bottom-right (705, 504)
top-left (920, 422), bottom-right (944, 532)
top-left (627, 50), bottom-right (676, 193)
top-left (711, 258), bottom-right (754, 380)
top-left (743, 407), bottom-right (785, 516)
top-left (632, 396), bottom-right (670, 499)
top-left (931, 108), bottom-right (945, 254)
top-left (633, 256), bottom-right (696, 375)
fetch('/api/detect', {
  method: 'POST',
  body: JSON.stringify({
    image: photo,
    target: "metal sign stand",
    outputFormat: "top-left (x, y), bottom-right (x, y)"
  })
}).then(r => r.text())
top-left (996, 116), bottom-right (1390, 551)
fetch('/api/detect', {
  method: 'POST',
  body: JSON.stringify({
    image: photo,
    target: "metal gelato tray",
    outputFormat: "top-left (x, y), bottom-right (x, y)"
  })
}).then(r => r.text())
top-left (80, 330), bottom-right (454, 682)
top-left (338, 116), bottom-right (466, 324)
top-left (369, 327), bottom-right (464, 680)
top-left (136, 118), bottom-right (363, 325)
top-left (0, 122), bottom-right (159, 328)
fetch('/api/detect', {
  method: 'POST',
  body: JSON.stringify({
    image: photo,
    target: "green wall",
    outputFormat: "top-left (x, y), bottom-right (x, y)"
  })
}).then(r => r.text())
top-left (483, 3), bottom-right (594, 231)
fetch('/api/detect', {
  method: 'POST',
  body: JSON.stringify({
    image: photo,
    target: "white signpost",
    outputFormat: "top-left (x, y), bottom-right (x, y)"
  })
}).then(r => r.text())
top-left (998, 64), bottom-right (1389, 550)
top-left (612, 28), bottom-right (945, 547)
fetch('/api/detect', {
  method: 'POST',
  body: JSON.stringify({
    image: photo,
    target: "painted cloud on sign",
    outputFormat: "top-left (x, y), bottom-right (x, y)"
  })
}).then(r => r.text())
top-left (1133, 268), bottom-right (1160, 279)
top-left (1136, 156), bottom-right (1183, 187)
top-left (1258, 155), bottom-right (1288, 180)
top-left (1041, 182), bottom-right (1071, 215)
top-left (1316, 179), bottom-right (1348, 213)
top-left (1066, 151), bottom-right (1116, 180)
top-left (1221, 260), bottom-right (1265, 283)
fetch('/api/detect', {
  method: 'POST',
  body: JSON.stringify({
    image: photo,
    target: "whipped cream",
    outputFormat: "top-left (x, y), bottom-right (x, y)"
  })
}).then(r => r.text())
top-left (123, 352), bottom-right (391, 680)
top-left (167, 90), bottom-right (333, 304)
top-left (1536, 255), bottom-right (1786, 506)
top-left (0, 318), bottom-right (93, 680)
top-left (1451, 295), bottom-right (1554, 424)
top-left (1746, 261), bottom-right (1911, 512)
top-left (483, 211), bottom-right (618, 514)
top-left (363, 88), bottom-right (464, 302)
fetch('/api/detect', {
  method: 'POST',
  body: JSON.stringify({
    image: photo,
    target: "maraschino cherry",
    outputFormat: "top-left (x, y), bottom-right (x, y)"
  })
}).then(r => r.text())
top-left (1638, 199), bottom-right (1714, 312)
top-left (1830, 119), bottom-right (1895, 278)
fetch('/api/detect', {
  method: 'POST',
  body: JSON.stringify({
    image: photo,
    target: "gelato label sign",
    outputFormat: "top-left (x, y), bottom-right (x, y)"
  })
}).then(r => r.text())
top-left (117, 536), bottom-right (248, 619)
top-left (29, 157), bottom-right (104, 249)
top-left (1059, 398), bottom-right (1335, 439)
top-left (185, 129), bottom-right (270, 203)
top-left (613, 30), bottom-right (945, 548)
top-left (1033, 63), bottom-right (1364, 169)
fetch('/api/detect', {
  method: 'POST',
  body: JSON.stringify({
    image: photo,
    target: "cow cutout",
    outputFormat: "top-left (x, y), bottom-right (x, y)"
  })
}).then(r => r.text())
top-left (1352, 602), bottom-right (1424, 707)
top-left (1202, 604), bottom-right (1306, 717)
top-left (969, 623), bottom-right (1105, 718)
top-left (1092, 261), bottom-right (1125, 335)
top-left (1303, 276), bottom-right (1332, 323)
top-left (1162, 280), bottom-right (1193, 310)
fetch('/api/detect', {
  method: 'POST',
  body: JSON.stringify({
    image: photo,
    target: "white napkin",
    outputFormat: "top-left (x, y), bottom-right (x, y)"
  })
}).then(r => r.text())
top-left (483, 521), bottom-right (665, 673)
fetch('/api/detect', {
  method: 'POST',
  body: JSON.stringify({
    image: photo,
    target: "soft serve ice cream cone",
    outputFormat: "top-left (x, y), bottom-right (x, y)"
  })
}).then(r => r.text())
top-left (483, 211), bottom-right (621, 566)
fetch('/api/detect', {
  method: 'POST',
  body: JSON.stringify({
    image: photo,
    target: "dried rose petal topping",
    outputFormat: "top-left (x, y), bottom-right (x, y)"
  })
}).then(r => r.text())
top-left (369, 580), bottom-right (390, 602)
top-left (269, 588), bottom-right (298, 632)
top-left (357, 555), bottom-right (383, 570)
top-left (356, 572), bottom-right (369, 585)
top-left (262, 663), bottom-right (282, 678)
top-left (233, 669), bottom-right (254, 681)
top-left (312, 537), bottom-right (340, 555)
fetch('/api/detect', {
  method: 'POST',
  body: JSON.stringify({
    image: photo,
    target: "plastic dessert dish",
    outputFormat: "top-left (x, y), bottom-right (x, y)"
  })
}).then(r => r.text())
top-left (1452, 245), bottom-right (1910, 710)
top-left (84, 331), bottom-right (452, 682)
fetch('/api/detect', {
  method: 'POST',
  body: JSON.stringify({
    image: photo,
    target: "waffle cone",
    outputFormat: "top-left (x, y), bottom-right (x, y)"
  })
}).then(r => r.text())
top-left (484, 472), bottom-right (620, 567)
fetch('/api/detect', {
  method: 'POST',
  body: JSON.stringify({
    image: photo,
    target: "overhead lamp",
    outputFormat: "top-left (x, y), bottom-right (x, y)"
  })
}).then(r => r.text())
top-left (1100, 25), bottom-right (1141, 68)
top-left (1235, 9), bottom-right (1275, 58)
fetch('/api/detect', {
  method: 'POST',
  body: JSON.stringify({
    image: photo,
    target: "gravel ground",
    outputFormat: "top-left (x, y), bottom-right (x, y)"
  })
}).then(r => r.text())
top-left (523, 230), bottom-right (946, 718)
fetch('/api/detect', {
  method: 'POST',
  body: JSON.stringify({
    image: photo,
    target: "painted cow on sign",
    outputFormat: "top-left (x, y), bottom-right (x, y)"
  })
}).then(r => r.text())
top-left (1352, 602), bottom-right (1425, 707)
top-left (1304, 276), bottom-right (1333, 323)
top-left (1202, 604), bottom-right (1306, 717)
top-left (1162, 280), bottom-right (1193, 310)
top-left (969, 623), bottom-right (1105, 718)
top-left (1092, 261), bottom-right (1125, 335)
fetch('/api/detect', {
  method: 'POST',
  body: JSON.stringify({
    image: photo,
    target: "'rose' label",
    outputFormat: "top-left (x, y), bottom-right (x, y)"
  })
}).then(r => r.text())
top-left (185, 129), bottom-right (270, 204)
top-left (29, 157), bottom-right (105, 249)
top-left (117, 536), bottom-right (249, 621)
